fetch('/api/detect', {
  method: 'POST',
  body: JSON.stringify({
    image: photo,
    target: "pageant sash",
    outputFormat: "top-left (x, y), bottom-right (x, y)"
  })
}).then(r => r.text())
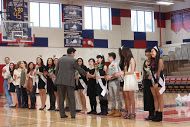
top-left (96, 71), bottom-right (108, 97)
top-left (35, 68), bottom-right (47, 86)
top-left (153, 73), bottom-right (165, 94)
top-left (78, 73), bottom-right (87, 95)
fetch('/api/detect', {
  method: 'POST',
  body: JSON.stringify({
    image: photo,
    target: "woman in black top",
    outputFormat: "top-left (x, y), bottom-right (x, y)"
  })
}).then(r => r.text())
top-left (119, 48), bottom-right (128, 117)
top-left (87, 58), bottom-right (97, 114)
top-left (75, 57), bottom-right (88, 112)
top-left (149, 46), bottom-right (165, 122)
top-left (96, 54), bottom-right (108, 115)
top-left (35, 56), bottom-right (46, 110)
top-left (45, 58), bottom-right (56, 111)
top-left (7, 62), bottom-right (17, 107)
top-left (143, 48), bottom-right (155, 120)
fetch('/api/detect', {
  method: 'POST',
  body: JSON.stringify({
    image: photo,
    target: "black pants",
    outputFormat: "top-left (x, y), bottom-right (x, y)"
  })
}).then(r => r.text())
top-left (48, 88), bottom-right (56, 109)
top-left (22, 88), bottom-right (28, 106)
top-left (89, 96), bottom-right (97, 111)
top-left (29, 85), bottom-right (36, 108)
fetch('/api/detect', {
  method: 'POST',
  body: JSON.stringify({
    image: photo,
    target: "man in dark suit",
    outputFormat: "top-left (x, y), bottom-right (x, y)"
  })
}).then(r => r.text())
top-left (55, 48), bottom-right (86, 118)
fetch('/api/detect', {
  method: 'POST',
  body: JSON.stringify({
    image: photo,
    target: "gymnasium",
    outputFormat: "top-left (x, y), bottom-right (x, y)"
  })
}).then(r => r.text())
top-left (0, 0), bottom-right (190, 126)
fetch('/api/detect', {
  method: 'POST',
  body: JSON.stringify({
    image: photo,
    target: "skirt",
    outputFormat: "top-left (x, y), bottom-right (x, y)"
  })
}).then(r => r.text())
top-left (9, 83), bottom-right (16, 92)
top-left (124, 74), bottom-right (139, 91)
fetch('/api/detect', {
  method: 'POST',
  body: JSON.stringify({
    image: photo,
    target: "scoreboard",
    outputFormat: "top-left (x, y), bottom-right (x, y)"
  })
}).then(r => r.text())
top-left (10, 6), bottom-right (24, 20)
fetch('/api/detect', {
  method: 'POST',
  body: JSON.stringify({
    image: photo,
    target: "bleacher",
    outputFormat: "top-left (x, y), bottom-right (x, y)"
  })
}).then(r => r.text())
top-left (163, 43), bottom-right (190, 93)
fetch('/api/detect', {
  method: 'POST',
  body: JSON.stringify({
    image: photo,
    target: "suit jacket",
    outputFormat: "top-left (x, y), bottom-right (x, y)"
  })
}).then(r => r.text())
top-left (55, 55), bottom-right (86, 87)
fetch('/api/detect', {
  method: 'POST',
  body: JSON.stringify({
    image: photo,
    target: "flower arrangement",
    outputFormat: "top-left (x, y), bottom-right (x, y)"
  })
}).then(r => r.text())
top-left (35, 64), bottom-right (40, 72)
top-left (144, 64), bottom-right (155, 86)
top-left (110, 64), bottom-right (116, 71)
top-left (7, 74), bottom-right (12, 80)
top-left (75, 69), bottom-right (79, 76)
top-left (48, 68), bottom-right (54, 75)
top-left (95, 63), bottom-right (103, 71)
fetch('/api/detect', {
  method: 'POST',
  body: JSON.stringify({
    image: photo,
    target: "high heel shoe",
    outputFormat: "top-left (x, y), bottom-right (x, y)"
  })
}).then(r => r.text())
top-left (39, 105), bottom-right (46, 110)
top-left (10, 105), bottom-right (17, 108)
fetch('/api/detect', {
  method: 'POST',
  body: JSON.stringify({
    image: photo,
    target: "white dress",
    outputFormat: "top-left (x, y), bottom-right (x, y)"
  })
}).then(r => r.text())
top-left (123, 60), bottom-right (139, 91)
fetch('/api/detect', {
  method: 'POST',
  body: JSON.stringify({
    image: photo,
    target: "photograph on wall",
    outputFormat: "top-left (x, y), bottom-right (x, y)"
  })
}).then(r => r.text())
top-left (182, 8), bottom-right (190, 32)
top-left (64, 33), bottom-right (83, 47)
top-left (171, 10), bottom-right (183, 34)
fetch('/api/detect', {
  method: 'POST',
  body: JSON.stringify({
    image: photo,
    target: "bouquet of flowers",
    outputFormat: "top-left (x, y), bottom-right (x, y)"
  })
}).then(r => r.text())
top-left (75, 69), bottom-right (79, 77)
top-left (95, 63), bottom-right (103, 71)
top-left (35, 64), bottom-right (40, 72)
top-left (110, 65), bottom-right (115, 71)
top-left (144, 64), bottom-right (155, 86)
top-left (7, 74), bottom-right (12, 80)
top-left (48, 68), bottom-right (54, 75)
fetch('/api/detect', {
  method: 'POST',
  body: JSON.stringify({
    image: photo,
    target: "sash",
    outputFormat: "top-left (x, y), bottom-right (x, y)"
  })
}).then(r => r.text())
top-left (96, 71), bottom-right (108, 97)
top-left (153, 73), bottom-right (165, 94)
top-left (78, 73), bottom-right (87, 95)
top-left (35, 68), bottom-right (47, 86)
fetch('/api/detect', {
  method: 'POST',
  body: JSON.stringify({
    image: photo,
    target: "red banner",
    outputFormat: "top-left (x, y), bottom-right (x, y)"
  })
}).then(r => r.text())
top-left (171, 10), bottom-right (183, 33)
top-left (182, 8), bottom-right (190, 32)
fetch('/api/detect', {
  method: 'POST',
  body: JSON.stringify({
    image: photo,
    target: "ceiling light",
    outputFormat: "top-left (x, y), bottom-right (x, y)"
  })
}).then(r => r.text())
top-left (156, 1), bottom-right (174, 5)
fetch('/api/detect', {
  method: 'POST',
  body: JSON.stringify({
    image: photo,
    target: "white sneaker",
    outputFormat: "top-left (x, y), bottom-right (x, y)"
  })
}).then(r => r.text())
top-left (1, 96), bottom-right (6, 98)
top-left (3, 104), bottom-right (9, 107)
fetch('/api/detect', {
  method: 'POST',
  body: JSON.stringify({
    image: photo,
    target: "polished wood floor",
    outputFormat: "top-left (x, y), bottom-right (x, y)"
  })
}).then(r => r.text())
top-left (0, 92), bottom-right (190, 127)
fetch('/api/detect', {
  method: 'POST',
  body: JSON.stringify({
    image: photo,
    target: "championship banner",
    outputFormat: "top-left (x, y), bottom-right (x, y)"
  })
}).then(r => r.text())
top-left (171, 10), bottom-right (183, 34)
top-left (63, 5), bottom-right (83, 47)
top-left (7, 1), bottom-right (28, 21)
top-left (182, 8), bottom-right (190, 32)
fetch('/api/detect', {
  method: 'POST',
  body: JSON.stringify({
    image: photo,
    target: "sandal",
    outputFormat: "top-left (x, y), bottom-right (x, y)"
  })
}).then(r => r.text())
top-left (122, 110), bottom-right (128, 117)
top-left (130, 113), bottom-right (136, 119)
top-left (124, 114), bottom-right (132, 119)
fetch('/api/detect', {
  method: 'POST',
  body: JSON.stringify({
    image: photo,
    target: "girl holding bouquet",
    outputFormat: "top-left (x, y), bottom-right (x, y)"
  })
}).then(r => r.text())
top-left (87, 58), bottom-right (97, 114)
top-left (45, 58), bottom-right (56, 111)
top-left (35, 56), bottom-right (46, 110)
top-left (75, 57), bottom-right (88, 113)
top-left (25, 62), bottom-right (36, 109)
top-left (143, 48), bottom-right (155, 120)
top-left (116, 48), bottom-right (138, 119)
top-left (7, 62), bottom-right (17, 107)
top-left (150, 46), bottom-right (165, 122)
top-left (96, 54), bottom-right (108, 115)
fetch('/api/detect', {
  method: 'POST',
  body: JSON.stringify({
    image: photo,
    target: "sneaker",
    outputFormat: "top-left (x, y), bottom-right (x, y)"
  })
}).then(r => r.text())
top-left (4, 104), bottom-right (10, 107)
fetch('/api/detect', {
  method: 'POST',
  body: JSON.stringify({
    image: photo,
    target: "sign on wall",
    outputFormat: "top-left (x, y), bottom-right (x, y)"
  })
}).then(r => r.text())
top-left (7, 1), bottom-right (28, 21)
top-left (63, 5), bottom-right (83, 47)
top-left (182, 8), bottom-right (190, 32)
top-left (171, 10), bottom-right (183, 34)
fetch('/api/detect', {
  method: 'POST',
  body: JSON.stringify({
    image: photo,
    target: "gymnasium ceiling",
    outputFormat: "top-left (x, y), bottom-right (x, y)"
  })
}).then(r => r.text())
top-left (80, 0), bottom-right (185, 6)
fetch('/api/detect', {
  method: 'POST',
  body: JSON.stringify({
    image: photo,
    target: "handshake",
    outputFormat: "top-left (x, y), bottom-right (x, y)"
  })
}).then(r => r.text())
top-left (106, 71), bottom-right (124, 81)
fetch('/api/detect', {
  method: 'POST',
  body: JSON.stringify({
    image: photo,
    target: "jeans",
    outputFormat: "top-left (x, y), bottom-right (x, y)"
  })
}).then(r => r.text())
top-left (4, 80), bottom-right (12, 105)
top-left (16, 86), bottom-right (24, 106)
top-left (108, 80), bottom-right (122, 109)
top-left (29, 85), bottom-right (36, 108)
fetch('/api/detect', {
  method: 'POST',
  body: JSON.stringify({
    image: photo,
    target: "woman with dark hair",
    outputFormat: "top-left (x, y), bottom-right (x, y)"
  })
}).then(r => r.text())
top-left (116, 47), bottom-right (138, 119)
top-left (13, 61), bottom-right (25, 108)
top-left (75, 57), bottom-right (88, 112)
top-left (7, 62), bottom-right (17, 107)
top-left (143, 48), bottom-right (155, 120)
top-left (149, 46), bottom-right (165, 122)
top-left (20, 61), bottom-right (28, 108)
top-left (25, 62), bottom-right (36, 109)
top-left (53, 58), bottom-right (59, 111)
top-left (119, 47), bottom-right (128, 117)
top-left (45, 58), bottom-right (56, 111)
top-left (35, 56), bottom-right (47, 110)
top-left (96, 54), bottom-right (108, 115)
top-left (87, 58), bottom-right (97, 114)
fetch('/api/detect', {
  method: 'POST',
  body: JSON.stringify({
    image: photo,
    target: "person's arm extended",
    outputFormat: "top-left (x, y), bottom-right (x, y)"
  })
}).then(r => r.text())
top-left (73, 60), bottom-right (86, 76)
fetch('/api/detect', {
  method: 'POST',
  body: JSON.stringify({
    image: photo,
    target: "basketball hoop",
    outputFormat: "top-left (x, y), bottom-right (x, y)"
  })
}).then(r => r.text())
top-left (16, 38), bottom-right (26, 47)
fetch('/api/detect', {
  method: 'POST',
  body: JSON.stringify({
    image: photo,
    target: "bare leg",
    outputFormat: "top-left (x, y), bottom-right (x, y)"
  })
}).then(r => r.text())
top-left (156, 88), bottom-right (164, 112)
top-left (129, 91), bottom-right (135, 114)
top-left (78, 89), bottom-right (86, 111)
top-left (151, 87), bottom-right (159, 111)
top-left (125, 91), bottom-right (131, 114)
top-left (10, 93), bottom-right (16, 106)
top-left (54, 91), bottom-right (59, 109)
top-left (42, 89), bottom-right (46, 107)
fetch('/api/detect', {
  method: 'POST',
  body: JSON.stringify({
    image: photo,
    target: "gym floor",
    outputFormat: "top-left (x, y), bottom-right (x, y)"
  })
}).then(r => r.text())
top-left (0, 92), bottom-right (189, 127)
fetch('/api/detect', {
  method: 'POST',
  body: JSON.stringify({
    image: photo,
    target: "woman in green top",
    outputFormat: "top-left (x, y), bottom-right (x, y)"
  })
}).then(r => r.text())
top-left (21, 61), bottom-right (28, 108)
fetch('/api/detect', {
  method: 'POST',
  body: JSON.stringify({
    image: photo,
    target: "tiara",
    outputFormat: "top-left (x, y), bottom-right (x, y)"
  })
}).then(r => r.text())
top-left (153, 46), bottom-right (158, 51)
top-left (99, 53), bottom-right (104, 57)
top-left (37, 55), bottom-right (42, 59)
top-left (77, 56), bottom-right (83, 59)
top-left (121, 45), bottom-right (124, 50)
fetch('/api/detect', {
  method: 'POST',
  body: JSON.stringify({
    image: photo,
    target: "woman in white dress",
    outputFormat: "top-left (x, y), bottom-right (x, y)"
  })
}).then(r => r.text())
top-left (116, 47), bottom-right (138, 119)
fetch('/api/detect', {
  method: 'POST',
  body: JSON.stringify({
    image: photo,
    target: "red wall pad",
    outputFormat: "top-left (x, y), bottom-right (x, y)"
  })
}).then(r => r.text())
top-left (134, 40), bottom-right (146, 49)
top-left (112, 17), bottom-right (121, 25)
top-left (120, 9), bottom-right (131, 17)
